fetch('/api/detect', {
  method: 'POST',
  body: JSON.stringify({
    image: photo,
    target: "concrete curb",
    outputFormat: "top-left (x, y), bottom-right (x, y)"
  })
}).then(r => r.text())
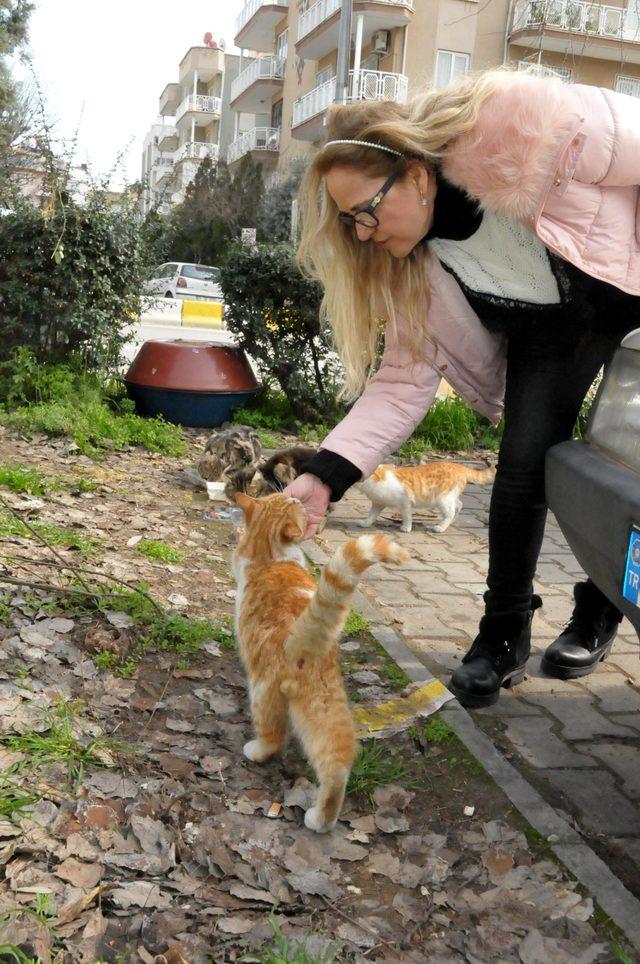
top-left (303, 538), bottom-right (640, 950)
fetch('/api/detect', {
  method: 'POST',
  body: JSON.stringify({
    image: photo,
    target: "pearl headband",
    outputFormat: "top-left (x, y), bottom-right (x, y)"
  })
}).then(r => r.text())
top-left (323, 139), bottom-right (403, 157)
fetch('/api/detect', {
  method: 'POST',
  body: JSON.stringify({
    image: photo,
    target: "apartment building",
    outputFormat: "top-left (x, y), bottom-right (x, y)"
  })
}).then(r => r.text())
top-left (141, 45), bottom-right (260, 215)
top-left (225, 0), bottom-right (640, 175)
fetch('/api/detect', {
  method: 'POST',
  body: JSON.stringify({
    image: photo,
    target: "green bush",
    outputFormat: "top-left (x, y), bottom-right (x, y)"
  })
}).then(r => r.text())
top-left (221, 243), bottom-right (344, 423)
top-left (0, 173), bottom-right (154, 371)
top-left (0, 350), bottom-right (186, 458)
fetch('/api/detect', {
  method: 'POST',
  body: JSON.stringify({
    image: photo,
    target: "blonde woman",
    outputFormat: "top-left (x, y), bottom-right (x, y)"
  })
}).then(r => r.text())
top-left (285, 69), bottom-right (640, 709)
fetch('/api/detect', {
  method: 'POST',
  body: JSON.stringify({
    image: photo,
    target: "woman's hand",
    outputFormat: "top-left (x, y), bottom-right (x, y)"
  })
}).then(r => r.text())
top-left (284, 473), bottom-right (331, 539)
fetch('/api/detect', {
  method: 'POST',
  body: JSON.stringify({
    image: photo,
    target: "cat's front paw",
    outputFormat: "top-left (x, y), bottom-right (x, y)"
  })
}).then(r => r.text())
top-left (243, 739), bottom-right (273, 763)
top-left (399, 525), bottom-right (412, 533)
top-left (357, 518), bottom-right (371, 528)
top-left (304, 806), bottom-right (336, 834)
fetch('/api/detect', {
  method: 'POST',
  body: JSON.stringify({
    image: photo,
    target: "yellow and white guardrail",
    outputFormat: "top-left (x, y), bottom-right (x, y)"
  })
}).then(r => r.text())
top-left (139, 297), bottom-right (225, 330)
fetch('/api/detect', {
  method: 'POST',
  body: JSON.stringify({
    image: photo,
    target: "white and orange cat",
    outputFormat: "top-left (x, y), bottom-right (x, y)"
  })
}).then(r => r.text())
top-left (233, 492), bottom-right (408, 833)
top-left (359, 462), bottom-right (496, 534)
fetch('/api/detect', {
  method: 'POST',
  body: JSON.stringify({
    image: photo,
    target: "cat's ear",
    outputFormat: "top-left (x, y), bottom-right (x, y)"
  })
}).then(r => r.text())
top-left (281, 505), bottom-right (306, 543)
top-left (235, 492), bottom-right (256, 520)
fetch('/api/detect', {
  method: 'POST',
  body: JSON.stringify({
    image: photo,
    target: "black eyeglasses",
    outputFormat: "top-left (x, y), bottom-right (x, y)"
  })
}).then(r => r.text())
top-left (337, 173), bottom-right (399, 229)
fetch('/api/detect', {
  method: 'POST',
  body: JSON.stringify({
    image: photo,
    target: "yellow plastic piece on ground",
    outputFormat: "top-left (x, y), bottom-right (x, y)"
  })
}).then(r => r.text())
top-left (181, 300), bottom-right (224, 329)
top-left (352, 678), bottom-right (453, 739)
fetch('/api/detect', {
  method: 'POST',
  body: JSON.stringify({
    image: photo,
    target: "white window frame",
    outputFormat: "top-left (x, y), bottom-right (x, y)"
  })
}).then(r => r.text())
top-left (276, 28), bottom-right (288, 62)
top-left (615, 74), bottom-right (640, 98)
top-left (435, 50), bottom-right (470, 89)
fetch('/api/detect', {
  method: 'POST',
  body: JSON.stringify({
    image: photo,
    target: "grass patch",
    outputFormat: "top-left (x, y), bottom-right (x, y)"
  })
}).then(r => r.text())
top-left (0, 771), bottom-right (39, 821)
top-left (343, 610), bottom-right (370, 638)
top-left (0, 946), bottom-right (40, 963)
top-left (256, 430), bottom-right (279, 449)
top-left (134, 539), bottom-right (184, 564)
top-left (378, 660), bottom-right (411, 690)
top-left (241, 911), bottom-right (345, 964)
top-left (347, 738), bottom-right (416, 799)
top-left (0, 594), bottom-right (12, 628)
top-left (0, 465), bottom-right (57, 496)
top-left (411, 715), bottom-right (484, 776)
top-left (0, 351), bottom-right (186, 459)
top-left (0, 511), bottom-right (101, 556)
top-left (0, 699), bottom-right (112, 787)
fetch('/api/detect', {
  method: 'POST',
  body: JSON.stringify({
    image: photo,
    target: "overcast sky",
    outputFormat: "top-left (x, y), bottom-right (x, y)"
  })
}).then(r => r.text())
top-left (16, 0), bottom-right (245, 188)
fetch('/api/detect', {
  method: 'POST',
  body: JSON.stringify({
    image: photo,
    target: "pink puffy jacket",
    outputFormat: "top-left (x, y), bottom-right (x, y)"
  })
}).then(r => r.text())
top-left (320, 74), bottom-right (640, 479)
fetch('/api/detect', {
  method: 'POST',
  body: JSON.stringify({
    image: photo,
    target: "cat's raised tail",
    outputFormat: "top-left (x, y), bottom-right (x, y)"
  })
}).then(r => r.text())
top-left (461, 466), bottom-right (495, 484)
top-left (283, 534), bottom-right (408, 670)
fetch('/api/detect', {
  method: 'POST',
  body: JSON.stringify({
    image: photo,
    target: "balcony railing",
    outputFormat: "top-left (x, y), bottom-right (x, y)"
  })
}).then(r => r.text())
top-left (175, 141), bottom-right (220, 164)
top-left (293, 69), bottom-right (408, 127)
top-left (175, 94), bottom-right (222, 123)
top-left (236, 0), bottom-right (289, 36)
top-left (230, 55), bottom-right (285, 103)
top-left (227, 127), bottom-right (281, 164)
top-left (298, 0), bottom-right (413, 42)
top-left (513, 0), bottom-right (636, 40)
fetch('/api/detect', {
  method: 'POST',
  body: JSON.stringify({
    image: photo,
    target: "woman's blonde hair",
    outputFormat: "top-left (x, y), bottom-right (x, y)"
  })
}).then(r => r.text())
top-left (296, 68), bottom-right (510, 399)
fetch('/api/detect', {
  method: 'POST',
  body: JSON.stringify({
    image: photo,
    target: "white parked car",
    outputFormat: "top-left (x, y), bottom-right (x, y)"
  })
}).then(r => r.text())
top-left (143, 262), bottom-right (222, 301)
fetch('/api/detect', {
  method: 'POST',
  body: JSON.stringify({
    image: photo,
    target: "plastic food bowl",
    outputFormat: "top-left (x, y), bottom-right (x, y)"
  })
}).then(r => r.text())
top-left (124, 339), bottom-right (259, 427)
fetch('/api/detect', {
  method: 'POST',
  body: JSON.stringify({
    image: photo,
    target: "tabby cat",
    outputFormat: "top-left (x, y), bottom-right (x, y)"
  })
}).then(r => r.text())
top-left (233, 492), bottom-right (408, 833)
top-left (359, 462), bottom-right (495, 533)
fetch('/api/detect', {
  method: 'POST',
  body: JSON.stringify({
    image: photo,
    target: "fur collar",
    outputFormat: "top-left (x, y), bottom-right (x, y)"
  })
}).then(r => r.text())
top-left (441, 74), bottom-right (582, 224)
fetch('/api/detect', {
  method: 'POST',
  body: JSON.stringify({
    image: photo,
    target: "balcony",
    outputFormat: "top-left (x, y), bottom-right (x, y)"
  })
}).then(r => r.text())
top-left (230, 55), bottom-right (285, 112)
top-left (292, 68), bottom-right (408, 140)
top-left (175, 94), bottom-right (222, 126)
top-left (175, 141), bottom-right (220, 165)
top-left (157, 125), bottom-right (178, 151)
top-left (156, 163), bottom-right (177, 189)
top-left (159, 82), bottom-right (181, 117)
top-left (178, 46), bottom-right (225, 87)
top-left (227, 126), bottom-right (281, 166)
top-left (510, 0), bottom-right (640, 62)
top-left (296, 0), bottom-right (414, 60)
top-left (235, 0), bottom-right (289, 51)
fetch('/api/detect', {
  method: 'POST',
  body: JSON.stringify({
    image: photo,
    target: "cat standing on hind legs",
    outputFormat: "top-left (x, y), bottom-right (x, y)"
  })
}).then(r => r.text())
top-left (232, 492), bottom-right (408, 833)
top-left (359, 462), bottom-right (495, 533)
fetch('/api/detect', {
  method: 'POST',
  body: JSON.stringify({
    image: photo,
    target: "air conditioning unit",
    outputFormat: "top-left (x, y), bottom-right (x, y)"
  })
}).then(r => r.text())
top-left (372, 30), bottom-right (390, 54)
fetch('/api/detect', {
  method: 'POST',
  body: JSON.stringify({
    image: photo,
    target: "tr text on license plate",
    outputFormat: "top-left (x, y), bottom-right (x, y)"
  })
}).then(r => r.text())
top-left (622, 525), bottom-right (640, 608)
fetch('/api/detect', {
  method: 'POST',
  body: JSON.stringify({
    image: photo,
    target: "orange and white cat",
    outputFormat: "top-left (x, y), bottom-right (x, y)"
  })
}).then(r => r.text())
top-left (233, 492), bottom-right (408, 833)
top-left (359, 462), bottom-right (495, 534)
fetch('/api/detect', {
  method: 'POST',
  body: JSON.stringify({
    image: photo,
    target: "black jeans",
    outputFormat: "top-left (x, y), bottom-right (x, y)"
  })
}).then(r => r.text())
top-left (484, 305), bottom-right (638, 616)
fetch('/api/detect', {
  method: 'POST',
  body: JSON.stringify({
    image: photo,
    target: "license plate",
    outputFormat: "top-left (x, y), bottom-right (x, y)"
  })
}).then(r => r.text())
top-left (622, 525), bottom-right (640, 607)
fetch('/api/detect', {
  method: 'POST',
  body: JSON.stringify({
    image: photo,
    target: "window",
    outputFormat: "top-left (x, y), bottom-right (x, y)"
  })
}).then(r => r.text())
top-left (271, 98), bottom-right (283, 128)
top-left (616, 75), bottom-right (640, 98)
top-left (435, 50), bottom-right (470, 89)
top-left (276, 29), bottom-right (288, 62)
top-left (517, 60), bottom-right (572, 81)
top-left (180, 265), bottom-right (220, 282)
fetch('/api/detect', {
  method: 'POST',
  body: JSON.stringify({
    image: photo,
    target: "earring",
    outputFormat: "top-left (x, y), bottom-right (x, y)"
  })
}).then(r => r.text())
top-left (420, 194), bottom-right (428, 206)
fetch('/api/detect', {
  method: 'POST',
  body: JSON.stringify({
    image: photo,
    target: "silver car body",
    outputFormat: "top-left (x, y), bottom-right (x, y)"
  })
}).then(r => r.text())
top-left (143, 262), bottom-right (222, 301)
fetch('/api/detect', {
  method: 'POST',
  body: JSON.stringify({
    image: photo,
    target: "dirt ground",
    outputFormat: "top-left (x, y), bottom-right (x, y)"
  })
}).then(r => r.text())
top-left (0, 427), bottom-right (634, 962)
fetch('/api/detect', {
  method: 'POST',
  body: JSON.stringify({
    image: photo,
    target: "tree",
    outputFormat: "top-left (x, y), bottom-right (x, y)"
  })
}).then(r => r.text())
top-left (257, 156), bottom-right (307, 243)
top-left (0, 1), bottom-right (33, 140)
top-left (221, 242), bottom-right (342, 422)
top-left (161, 156), bottom-right (264, 266)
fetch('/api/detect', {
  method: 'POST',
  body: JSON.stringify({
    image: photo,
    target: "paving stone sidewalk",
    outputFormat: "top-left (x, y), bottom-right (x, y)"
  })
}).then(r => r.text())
top-left (318, 478), bottom-right (640, 898)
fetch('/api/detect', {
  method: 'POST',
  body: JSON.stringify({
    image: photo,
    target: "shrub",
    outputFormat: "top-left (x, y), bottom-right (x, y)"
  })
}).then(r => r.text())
top-left (0, 177), bottom-right (154, 372)
top-left (220, 243), bottom-right (343, 423)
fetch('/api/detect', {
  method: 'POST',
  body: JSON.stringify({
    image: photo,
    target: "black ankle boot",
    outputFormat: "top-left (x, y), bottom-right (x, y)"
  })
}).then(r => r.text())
top-left (449, 596), bottom-right (542, 708)
top-left (541, 581), bottom-right (622, 680)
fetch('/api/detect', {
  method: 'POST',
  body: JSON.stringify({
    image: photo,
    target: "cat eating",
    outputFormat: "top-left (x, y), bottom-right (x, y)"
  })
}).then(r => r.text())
top-left (233, 492), bottom-right (408, 833)
top-left (359, 462), bottom-right (495, 534)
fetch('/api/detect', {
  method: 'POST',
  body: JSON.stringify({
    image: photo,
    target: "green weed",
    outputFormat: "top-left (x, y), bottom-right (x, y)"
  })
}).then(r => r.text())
top-left (0, 770), bottom-right (39, 820)
top-left (379, 661), bottom-right (411, 690)
top-left (0, 465), bottom-right (56, 495)
top-left (134, 539), bottom-right (184, 564)
top-left (0, 594), bottom-right (12, 628)
top-left (422, 716), bottom-right (456, 746)
top-left (0, 946), bottom-right (40, 963)
top-left (240, 911), bottom-right (345, 964)
top-left (0, 511), bottom-right (101, 556)
top-left (257, 430), bottom-right (279, 449)
top-left (343, 610), bottom-right (370, 638)
top-left (0, 699), bottom-right (112, 787)
top-left (347, 739), bottom-right (416, 798)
